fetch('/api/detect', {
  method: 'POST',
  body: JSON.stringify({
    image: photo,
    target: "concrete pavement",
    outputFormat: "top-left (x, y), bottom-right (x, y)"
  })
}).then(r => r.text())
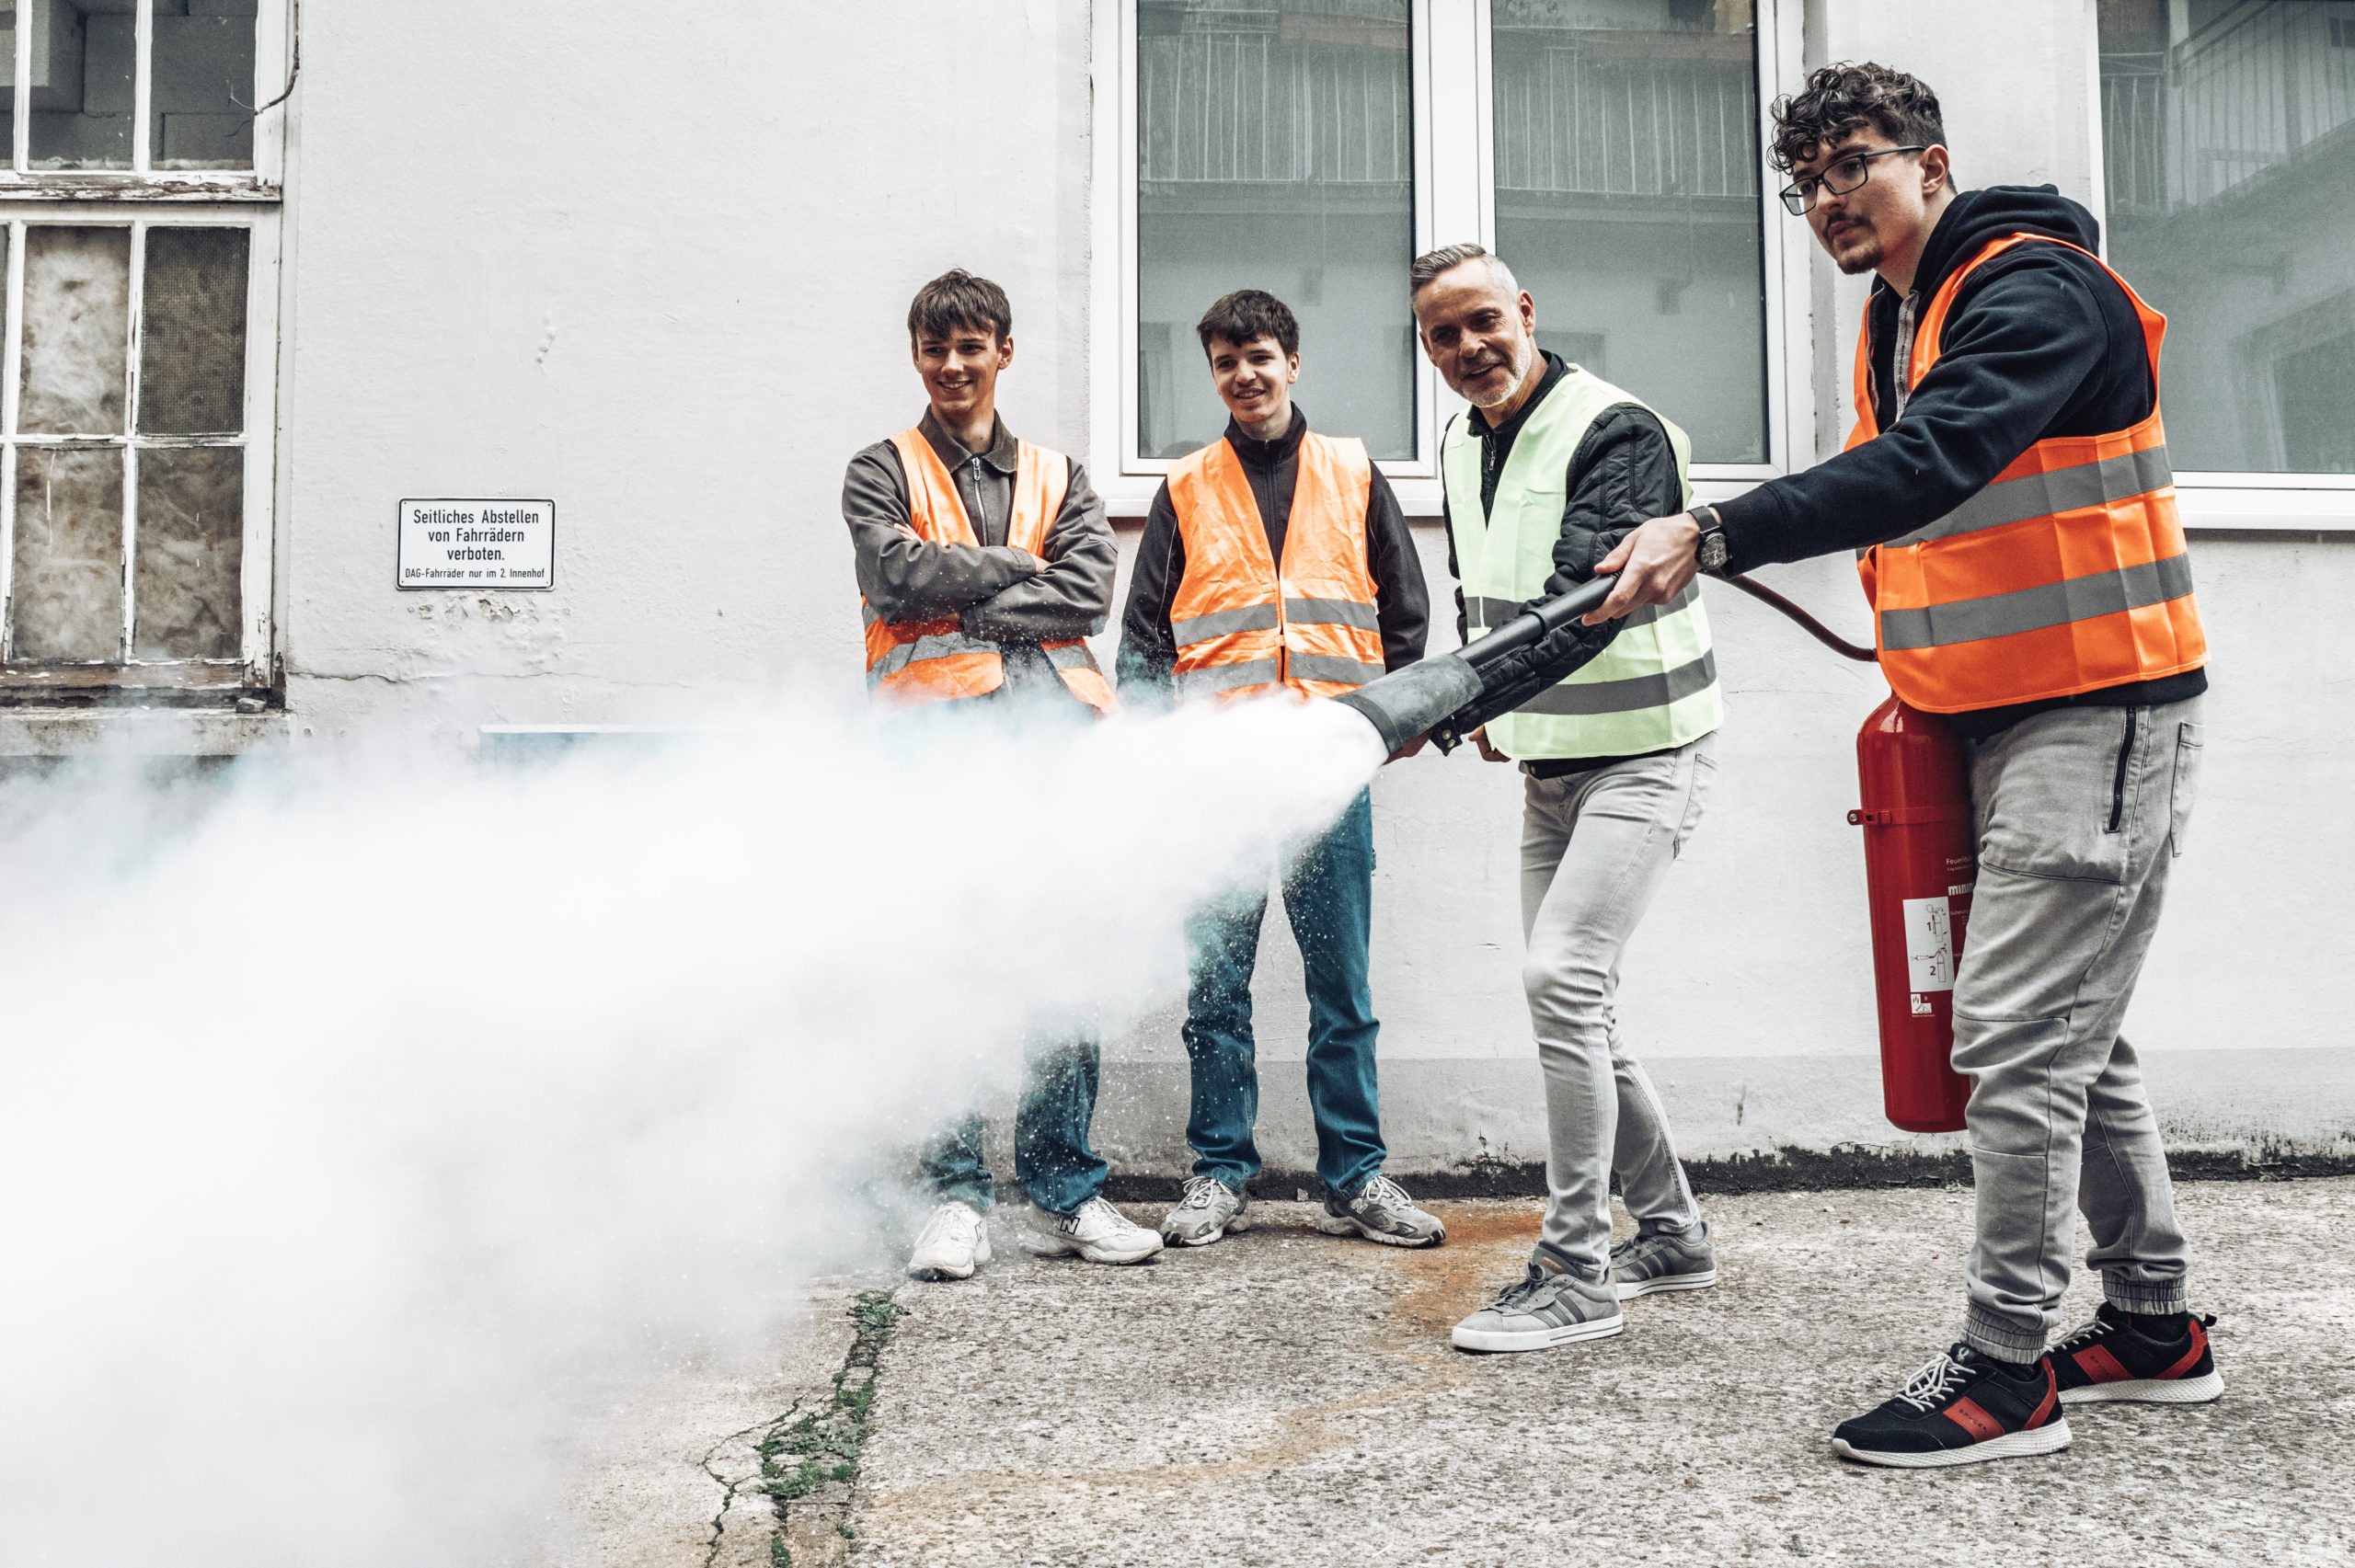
top-left (840, 1181), bottom-right (2353, 1567)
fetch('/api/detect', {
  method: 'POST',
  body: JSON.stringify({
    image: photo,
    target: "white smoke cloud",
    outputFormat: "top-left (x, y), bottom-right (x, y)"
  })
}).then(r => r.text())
top-left (0, 687), bottom-right (1384, 1564)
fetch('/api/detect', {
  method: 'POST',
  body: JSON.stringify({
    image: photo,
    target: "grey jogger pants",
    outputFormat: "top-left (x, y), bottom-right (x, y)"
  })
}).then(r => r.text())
top-left (1521, 733), bottom-right (1717, 1276)
top-left (1955, 696), bottom-right (2205, 1359)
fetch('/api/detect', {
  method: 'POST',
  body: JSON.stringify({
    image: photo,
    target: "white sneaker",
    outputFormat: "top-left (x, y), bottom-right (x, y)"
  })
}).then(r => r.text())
top-left (907, 1200), bottom-right (990, 1281)
top-left (1161, 1173), bottom-right (1249, 1246)
top-left (1020, 1196), bottom-right (1166, 1265)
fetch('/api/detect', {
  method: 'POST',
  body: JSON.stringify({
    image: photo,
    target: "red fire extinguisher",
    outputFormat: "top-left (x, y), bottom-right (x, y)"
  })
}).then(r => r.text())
top-left (1720, 575), bottom-right (1975, 1134)
top-left (1847, 696), bottom-right (1975, 1133)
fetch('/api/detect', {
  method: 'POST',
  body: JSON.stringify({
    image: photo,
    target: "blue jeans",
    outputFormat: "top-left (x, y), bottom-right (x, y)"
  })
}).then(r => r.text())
top-left (915, 1037), bottom-right (1108, 1217)
top-left (1181, 788), bottom-right (1385, 1198)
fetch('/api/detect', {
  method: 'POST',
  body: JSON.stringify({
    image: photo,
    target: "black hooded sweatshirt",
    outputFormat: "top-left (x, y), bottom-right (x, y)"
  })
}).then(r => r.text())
top-left (1714, 185), bottom-right (2208, 737)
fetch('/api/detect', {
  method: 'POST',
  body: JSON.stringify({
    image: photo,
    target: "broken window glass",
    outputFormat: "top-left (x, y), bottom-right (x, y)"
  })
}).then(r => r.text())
top-left (11, 444), bottom-right (124, 662)
top-left (154, 0), bottom-right (258, 171)
top-left (140, 226), bottom-right (247, 435)
top-left (132, 444), bottom-right (240, 658)
top-left (26, 0), bottom-right (136, 170)
top-left (20, 224), bottom-right (131, 436)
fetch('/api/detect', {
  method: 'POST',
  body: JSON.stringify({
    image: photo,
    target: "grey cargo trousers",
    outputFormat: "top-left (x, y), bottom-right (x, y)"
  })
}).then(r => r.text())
top-left (1521, 733), bottom-right (1716, 1276)
top-left (1955, 696), bottom-right (2205, 1360)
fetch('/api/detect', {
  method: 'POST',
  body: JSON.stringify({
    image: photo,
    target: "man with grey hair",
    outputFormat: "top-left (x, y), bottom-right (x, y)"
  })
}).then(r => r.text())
top-left (1410, 242), bottom-right (1722, 1355)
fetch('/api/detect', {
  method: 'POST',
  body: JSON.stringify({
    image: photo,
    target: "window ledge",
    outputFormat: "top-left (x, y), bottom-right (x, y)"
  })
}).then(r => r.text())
top-left (0, 177), bottom-right (281, 203)
top-left (0, 707), bottom-right (288, 756)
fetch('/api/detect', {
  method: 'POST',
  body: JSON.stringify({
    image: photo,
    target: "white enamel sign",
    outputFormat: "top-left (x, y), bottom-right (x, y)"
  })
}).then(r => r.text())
top-left (397, 498), bottom-right (556, 589)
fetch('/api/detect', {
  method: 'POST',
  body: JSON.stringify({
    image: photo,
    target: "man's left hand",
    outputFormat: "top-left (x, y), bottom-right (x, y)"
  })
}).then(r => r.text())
top-left (1583, 511), bottom-right (1702, 625)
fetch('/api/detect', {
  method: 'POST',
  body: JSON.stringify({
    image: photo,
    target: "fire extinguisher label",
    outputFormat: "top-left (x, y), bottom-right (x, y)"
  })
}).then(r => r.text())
top-left (1902, 895), bottom-right (1958, 993)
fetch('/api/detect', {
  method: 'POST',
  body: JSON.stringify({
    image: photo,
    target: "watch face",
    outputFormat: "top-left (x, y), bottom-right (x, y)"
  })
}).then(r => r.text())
top-left (1698, 532), bottom-right (1729, 570)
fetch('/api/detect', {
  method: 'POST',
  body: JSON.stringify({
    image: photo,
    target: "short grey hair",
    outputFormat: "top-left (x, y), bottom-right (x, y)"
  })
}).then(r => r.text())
top-left (1409, 243), bottom-right (1519, 300)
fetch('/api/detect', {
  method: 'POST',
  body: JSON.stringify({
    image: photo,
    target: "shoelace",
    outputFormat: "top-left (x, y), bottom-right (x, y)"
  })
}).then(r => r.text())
top-left (1174, 1175), bottom-right (1228, 1212)
top-left (1065, 1196), bottom-right (1125, 1233)
top-left (1488, 1266), bottom-right (1552, 1312)
top-left (915, 1206), bottom-right (977, 1250)
top-left (1892, 1352), bottom-right (1973, 1413)
top-left (2052, 1315), bottom-right (2108, 1353)
top-left (1356, 1173), bottom-right (1412, 1211)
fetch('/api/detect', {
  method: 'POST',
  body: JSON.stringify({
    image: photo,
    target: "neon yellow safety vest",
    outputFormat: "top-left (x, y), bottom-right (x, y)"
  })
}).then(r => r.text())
top-left (1442, 368), bottom-right (1722, 760)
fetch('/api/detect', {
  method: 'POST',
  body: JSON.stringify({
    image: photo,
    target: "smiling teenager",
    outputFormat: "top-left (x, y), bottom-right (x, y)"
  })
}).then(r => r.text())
top-left (843, 268), bottom-right (1163, 1278)
top-left (1581, 64), bottom-right (2218, 1467)
top-left (1117, 289), bottom-right (1442, 1251)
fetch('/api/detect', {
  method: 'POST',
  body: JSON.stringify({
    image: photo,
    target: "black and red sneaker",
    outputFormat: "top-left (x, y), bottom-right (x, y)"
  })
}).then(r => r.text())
top-left (2051, 1304), bottom-right (2223, 1406)
top-left (1831, 1344), bottom-right (2071, 1469)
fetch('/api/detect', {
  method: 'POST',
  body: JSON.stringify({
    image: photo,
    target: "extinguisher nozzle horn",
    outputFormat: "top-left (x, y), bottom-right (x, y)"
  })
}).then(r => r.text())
top-left (1333, 574), bottom-right (1624, 757)
top-left (1331, 654), bottom-right (1485, 758)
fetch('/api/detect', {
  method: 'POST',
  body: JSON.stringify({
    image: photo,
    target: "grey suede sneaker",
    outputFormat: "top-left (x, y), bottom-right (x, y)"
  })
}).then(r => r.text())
top-left (1316, 1173), bottom-right (1445, 1248)
top-left (1161, 1174), bottom-right (1250, 1246)
top-left (1452, 1251), bottom-right (1625, 1352)
top-left (1610, 1220), bottom-right (1718, 1300)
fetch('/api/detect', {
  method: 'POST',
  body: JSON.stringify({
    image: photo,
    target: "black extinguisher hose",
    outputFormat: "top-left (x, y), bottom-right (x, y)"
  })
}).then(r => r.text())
top-left (1718, 571), bottom-right (1878, 664)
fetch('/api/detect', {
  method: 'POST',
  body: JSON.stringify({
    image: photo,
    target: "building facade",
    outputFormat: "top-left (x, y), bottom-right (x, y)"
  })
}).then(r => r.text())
top-left (6, 1), bottom-right (2347, 1173)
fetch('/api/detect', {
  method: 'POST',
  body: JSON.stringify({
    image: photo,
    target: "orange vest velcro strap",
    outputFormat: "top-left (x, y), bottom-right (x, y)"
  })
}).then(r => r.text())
top-left (1879, 553), bottom-right (2195, 652)
top-left (1165, 431), bottom-right (1382, 701)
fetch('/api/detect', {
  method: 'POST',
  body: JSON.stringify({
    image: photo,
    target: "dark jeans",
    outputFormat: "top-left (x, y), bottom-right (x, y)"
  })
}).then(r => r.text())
top-left (1181, 788), bottom-right (1385, 1198)
top-left (915, 1038), bottom-right (1108, 1217)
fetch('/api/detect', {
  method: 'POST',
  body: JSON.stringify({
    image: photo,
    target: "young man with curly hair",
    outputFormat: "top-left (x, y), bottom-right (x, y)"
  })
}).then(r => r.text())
top-left (1586, 63), bottom-right (2217, 1467)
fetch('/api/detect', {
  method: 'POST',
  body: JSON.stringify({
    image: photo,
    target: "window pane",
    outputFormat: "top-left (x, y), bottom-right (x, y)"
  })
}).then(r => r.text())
top-left (155, 1), bottom-right (258, 171)
top-left (27, 2), bottom-right (134, 170)
top-left (11, 445), bottom-right (123, 662)
top-left (2100, 1), bottom-right (2355, 474)
top-left (1490, 0), bottom-right (1767, 464)
top-left (140, 227), bottom-right (249, 435)
top-left (20, 225), bottom-right (131, 437)
top-left (1138, 1), bottom-right (1416, 461)
top-left (132, 445), bottom-right (241, 658)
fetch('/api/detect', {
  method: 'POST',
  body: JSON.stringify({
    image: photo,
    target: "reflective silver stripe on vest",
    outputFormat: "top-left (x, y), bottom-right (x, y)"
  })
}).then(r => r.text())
top-left (868, 630), bottom-right (999, 682)
top-left (1284, 596), bottom-right (1381, 631)
top-left (1043, 642), bottom-right (1102, 672)
top-left (1467, 580), bottom-right (1696, 633)
top-left (1878, 553), bottom-right (2196, 651)
top-left (1288, 652), bottom-right (1384, 689)
top-left (1886, 445), bottom-right (2174, 549)
top-left (1514, 650), bottom-right (1717, 716)
top-left (1175, 658), bottom-right (1282, 694)
top-left (1172, 603), bottom-right (1281, 647)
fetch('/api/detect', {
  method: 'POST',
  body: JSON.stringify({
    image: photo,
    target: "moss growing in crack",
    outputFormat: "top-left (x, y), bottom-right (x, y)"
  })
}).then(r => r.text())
top-left (758, 1289), bottom-right (904, 1552)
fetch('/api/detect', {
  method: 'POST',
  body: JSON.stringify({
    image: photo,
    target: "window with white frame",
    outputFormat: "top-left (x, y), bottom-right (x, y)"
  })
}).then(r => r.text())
top-left (2097, 0), bottom-right (2355, 479)
top-left (1105, 0), bottom-right (1789, 506)
top-left (1490, 1), bottom-right (1766, 464)
top-left (0, 1), bottom-right (284, 695)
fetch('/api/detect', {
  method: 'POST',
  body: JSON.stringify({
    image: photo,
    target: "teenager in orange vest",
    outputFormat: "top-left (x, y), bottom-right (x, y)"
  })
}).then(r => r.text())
top-left (1589, 65), bottom-right (2216, 1467)
top-left (1118, 289), bottom-right (1442, 1251)
top-left (842, 269), bottom-right (1160, 1277)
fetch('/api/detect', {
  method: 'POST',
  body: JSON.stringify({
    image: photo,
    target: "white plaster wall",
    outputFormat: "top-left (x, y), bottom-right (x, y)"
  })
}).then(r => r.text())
top-left (279, 0), bottom-right (1094, 736)
top-left (268, 0), bottom-right (2350, 1165)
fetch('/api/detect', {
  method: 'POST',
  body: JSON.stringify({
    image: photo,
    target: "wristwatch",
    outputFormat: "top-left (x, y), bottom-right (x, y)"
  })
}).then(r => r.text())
top-left (1690, 502), bottom-right (1730, 574)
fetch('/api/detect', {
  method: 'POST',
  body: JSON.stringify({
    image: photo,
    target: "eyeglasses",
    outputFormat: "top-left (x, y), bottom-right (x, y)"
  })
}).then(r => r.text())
top-left (1778, 146), bottom-right (1926, 215)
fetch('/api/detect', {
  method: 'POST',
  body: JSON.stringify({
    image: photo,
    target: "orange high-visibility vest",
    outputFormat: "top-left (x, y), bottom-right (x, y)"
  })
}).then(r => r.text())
top-left (861, 429), bottom-right (1114, 714)
top-left (1166, 432), bottom-right (1384, 701)
top-left (1849, 234), bottom-right (2205, 713)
